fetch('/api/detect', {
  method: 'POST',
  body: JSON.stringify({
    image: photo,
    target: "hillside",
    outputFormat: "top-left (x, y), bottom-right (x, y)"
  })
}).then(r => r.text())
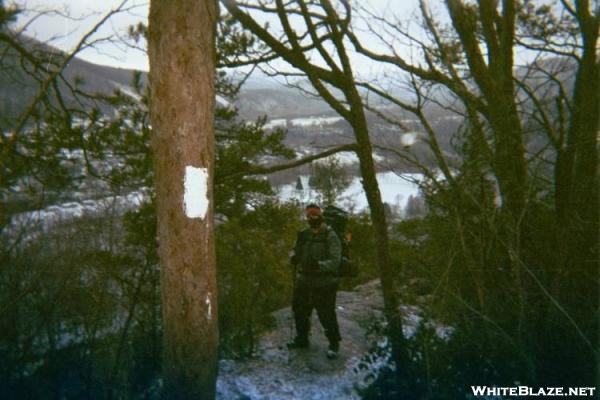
top-left (7, 37), bottom-right (575, 182)
top-left (0, 36), bottom-right (333, 122)
top-left (0, 37), bottom-right (144, 120)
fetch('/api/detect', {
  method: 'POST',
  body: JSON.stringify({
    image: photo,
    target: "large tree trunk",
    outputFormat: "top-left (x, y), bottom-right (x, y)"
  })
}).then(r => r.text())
top-left (446, 0), bottom-right (529, 338)
top-left (556, 5), bottom-right (599, 267)
top-left (147, 1), bottom-right (219, 398)
top-left (347, 87), bottom-right (412, 394)
top-left (487, 102), bottom-right (528, 222)
top-left (554, 5), bottom-right (599, 386)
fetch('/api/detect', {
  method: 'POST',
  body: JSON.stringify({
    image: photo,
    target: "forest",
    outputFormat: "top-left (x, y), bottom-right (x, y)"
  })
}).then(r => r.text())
top-left (0, 0), bottom-right (598, 399)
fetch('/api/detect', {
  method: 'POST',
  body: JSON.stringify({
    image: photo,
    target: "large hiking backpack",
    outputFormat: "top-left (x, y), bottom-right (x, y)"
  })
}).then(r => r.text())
top-left (323, 205), bottom-right (357, 278)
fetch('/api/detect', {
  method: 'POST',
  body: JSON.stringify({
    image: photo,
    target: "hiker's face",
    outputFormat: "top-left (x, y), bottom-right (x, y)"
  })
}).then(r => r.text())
top-left (307, 215), bottom-right (322, 229)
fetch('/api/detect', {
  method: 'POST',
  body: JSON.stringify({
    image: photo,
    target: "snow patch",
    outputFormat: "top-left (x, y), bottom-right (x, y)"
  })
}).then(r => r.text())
top-left (291, 116), bottom-right (343, 127)
top-left (279, 172), bottom-right (423, 213)
top-left (216, 280), bottom-right (452, 399)
top-left (111, 81), bottom-right (142, 101)
top-left (183, 166), bottom-right (209, 219)
top-left (216, 95), bottom-right (231, 108)
top-left (5, 189), bottom-right (151, 244)
top-left (264, 118), bottom-right (287, 130)
top-left (400, 131), bottom-right (426, 147)
top-left (318, 152), bottom-right (384, 166)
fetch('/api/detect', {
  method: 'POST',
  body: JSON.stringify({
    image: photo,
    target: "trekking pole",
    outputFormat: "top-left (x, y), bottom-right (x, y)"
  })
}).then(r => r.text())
top-left (290, 262), bottom-right (296, 341)
top-left (287, 262), bottom-right (296, 364)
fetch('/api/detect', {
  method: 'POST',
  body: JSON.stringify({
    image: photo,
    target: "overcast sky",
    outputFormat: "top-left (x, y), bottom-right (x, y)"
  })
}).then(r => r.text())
top-left (14, 0), bottom-right (422, 74)
top-left (16, 0), bottom-right (149, 70)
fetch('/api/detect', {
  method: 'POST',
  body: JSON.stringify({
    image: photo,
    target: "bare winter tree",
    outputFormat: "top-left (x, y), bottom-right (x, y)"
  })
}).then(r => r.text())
top-left (147, 0), bottom-right (219, 398)
top-left (515, 0), bottom-right (599, 305)
top-left (346, 0), bottom-right (598, 387)
top-left (350, 0), bottom-right (598, 252)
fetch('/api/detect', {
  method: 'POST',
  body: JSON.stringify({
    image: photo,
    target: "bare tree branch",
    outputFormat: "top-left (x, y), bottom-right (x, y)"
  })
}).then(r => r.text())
top-left (220, 142), bottom-right (358, 180)
top-left (1, 0), bottom-right (130, 164)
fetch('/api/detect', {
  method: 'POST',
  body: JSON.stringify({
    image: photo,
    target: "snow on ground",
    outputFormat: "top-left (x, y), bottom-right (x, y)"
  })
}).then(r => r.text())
top-left (400, 132), bottom-right (425, 147)
top-left (279, 172), bottom-right (424, 213)
top-left (264, 119), bottom-right (288, 130)
top-left (216, 95), bottom-right (233, 109)
top-left (326, 152), bottom-right (384, 166)
top-left (263, 116), bottom-right (343, 130)
top-left (10, 170), bottom-right (423, 241)
top-left (5, 189), bottom-right (150, 243)
top-left (290, 116), bottom-right (343, 127)
top-left (287, 150), bottom-right (383, 167)
top-left (334, 152), bottom-right (360, 165)
top-left (217, 280), bottom-right (450, 399)
top-left (111, 81), bottom-right (142, 102)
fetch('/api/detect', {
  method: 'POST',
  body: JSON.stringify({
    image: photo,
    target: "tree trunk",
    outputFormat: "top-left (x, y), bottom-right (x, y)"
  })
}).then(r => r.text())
top-left (348, 87), bottom-right (412, 394)
top-left (446, 0), bottom-right (528, 222)
top-left (487, 101), bottom-right (528, 223)
top-left (559, 9), bottom-right (599, 267)
top-left (554, 6), bottom-right (599, 386)
top-left (147, 1), bottom-right (219, 398)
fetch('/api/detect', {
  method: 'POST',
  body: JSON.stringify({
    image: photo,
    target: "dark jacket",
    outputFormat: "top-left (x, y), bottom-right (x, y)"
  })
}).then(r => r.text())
top-left (290, 224), bottom-right (341, 287)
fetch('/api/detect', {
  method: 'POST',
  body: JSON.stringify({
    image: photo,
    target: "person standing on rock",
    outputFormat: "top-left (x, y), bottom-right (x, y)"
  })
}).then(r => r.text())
top-left (288, 203), bottom-right (342, 359)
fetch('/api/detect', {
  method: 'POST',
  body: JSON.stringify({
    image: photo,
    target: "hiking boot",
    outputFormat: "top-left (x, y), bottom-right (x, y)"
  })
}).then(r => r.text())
top-left (286, 337), bottom-right (309, 349)
top-left (326, 341), bottom-right (339, 359)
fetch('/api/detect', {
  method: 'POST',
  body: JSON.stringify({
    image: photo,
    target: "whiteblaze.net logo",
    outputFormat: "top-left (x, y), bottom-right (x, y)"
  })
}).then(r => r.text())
top-left (471, 386), bottom-right (596, 397)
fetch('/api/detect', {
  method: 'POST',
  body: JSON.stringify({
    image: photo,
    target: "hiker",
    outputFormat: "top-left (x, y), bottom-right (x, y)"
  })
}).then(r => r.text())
top-left (288, 203), bottom-right (342, 359)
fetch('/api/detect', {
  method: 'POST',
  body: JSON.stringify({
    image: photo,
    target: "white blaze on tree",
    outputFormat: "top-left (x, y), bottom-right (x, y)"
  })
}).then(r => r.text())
top-left (184, 166), bottom-right (209, 219)
top-left (147, 0), bottom-right (219, 398)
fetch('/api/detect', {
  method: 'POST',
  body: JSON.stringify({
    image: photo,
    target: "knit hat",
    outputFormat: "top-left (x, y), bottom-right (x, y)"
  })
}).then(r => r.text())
top-left (305, 204), bottom-right (322, 218)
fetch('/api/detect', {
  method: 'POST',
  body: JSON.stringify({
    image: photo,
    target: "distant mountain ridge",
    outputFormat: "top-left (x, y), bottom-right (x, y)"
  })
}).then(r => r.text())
top-left (0, 36), bottom-right (338, 123)
top-left (0, 36), bottom-right (146, 121)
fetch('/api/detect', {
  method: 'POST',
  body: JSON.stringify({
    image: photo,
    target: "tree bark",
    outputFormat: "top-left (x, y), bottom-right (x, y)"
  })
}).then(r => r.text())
top-left (554, 2), bottom-right (599, 386)
top-left (147, 1), bottom-right (219, 398)
top-left (446, 0), bottom-right (528, 222)
top-left (349, 88), bottom-right (412, 391)
top-left (556, 1), bottom-right (599, 258)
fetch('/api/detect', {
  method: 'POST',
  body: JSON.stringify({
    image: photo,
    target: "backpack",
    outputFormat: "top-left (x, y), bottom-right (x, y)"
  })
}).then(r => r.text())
top-left (323, 205), bottom-right (357, 278)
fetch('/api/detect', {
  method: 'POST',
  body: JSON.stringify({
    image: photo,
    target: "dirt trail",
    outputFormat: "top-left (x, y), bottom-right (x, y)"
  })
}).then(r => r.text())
top-left (217, 280), bottom-right (423, 399)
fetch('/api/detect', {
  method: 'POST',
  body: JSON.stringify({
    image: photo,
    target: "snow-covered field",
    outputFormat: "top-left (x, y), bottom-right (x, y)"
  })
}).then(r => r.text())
top-left (7, 170), bottom-right (421, 240)
top-left (291, 116), bottom-right (343, 127)
top-left (278, 172), bottom-right (424, 214)
top-left (110, 81), bottom-right (142, 102)
top-left (5, 189), bottom-right (150, 243)
top-left (7, 170), bottom-right (425, 246)
top-left (264, 118), bottom-right (287, 130)
top-left (321, 152), bottom-right (385, 166)
top-left (263, 116), bottom-right (344, 130)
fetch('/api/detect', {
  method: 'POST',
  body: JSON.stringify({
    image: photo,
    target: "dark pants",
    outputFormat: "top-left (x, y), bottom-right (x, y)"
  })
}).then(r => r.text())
top-left (292, 279), bottom-right (341, 344)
